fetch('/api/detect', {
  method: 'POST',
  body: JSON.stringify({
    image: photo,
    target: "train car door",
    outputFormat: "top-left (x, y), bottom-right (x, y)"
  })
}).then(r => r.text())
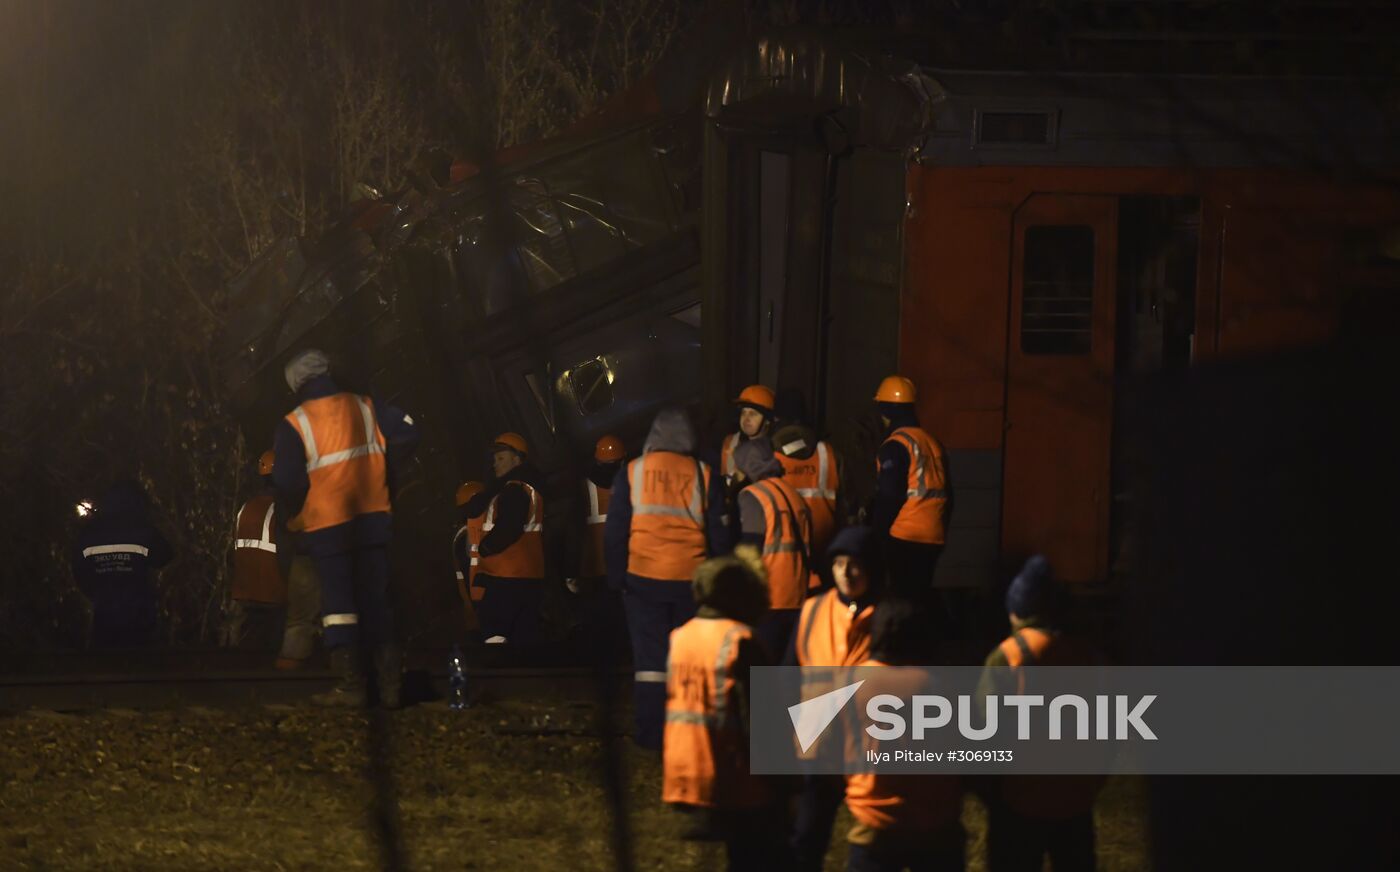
top-left (1002, 194), bottom-right (1118, 583)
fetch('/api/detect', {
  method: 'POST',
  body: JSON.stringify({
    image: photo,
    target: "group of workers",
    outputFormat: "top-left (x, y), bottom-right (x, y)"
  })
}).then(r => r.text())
top-left (74, 348), bottom-right (1097, 868)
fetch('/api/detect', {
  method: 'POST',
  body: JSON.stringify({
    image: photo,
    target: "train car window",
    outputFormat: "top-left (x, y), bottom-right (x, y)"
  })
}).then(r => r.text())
top-left (1023, 225), bottom-right (1094, 355)
top-left (975, 110), bottom-right (1057, 148)
top-left (558, 357), bottom-right (616, 416)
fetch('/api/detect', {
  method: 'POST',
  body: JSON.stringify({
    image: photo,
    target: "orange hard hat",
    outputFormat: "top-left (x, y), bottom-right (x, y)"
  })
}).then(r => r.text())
top-left (493, 431), bottom-right (528, 455)
top-left (455, 480), bottom-right (484, 507)
top-left (594, 434), bottom-right (625, 463)
top-left (258, 450), bottom-right (275, 476)
top-left (874, 375), bottom-right (917, 404)
top-left (732, 384), bottom-right (775, 412)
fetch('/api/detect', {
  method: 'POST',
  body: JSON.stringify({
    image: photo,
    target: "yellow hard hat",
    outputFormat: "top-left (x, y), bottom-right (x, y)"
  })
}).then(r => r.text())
top-left (594, 434), bottom-right (625, 463)
top-left (493, 432), bottom-right (528, 455)
top-left (732, 384), bottom-right (775, 412)
top-left (874, 375), bottom-right (916, 403)
top-left (455, 481), bottom-right (484, 507)
top-left (258, 450), bottom-right (276, 476)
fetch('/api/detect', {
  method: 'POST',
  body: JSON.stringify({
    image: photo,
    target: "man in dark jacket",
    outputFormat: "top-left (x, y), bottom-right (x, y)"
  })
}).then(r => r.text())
top-left (975, 556), bottom-right (1106, 872)
top-left (73, 479), bottom-right (173, 647)
top-left (463, 432), bottom-right (547, 646)
top-left (273, 349), bottom-right (420, 707)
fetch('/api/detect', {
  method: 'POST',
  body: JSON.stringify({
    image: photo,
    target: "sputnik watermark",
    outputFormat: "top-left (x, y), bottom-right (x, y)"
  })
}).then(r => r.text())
top-left (754, 665), bottom-right (1400, 774)
top-left (788, 680), bottom-right (1154, 753)
top-left (864, 693), bottom-right (1156, 741)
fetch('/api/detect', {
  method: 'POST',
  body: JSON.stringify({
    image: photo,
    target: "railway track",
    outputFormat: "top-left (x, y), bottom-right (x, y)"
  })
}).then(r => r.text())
top-left (0, 659), bottom-right (632, 713)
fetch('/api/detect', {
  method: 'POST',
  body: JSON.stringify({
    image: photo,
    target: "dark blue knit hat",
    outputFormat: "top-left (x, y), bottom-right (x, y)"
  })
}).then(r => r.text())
top-left (1005, 555), bottom-right (1056, 617)
top-left (827, 526), bottom-right (885, 589)
top-left (827, 525), bottom-right (879, 562)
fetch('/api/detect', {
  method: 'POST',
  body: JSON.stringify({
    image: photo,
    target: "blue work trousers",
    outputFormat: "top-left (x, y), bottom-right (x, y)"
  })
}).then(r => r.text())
top-left (312, 545), bottom-right (392, 651)
top-left (623, 575), bottom-right (696, 750)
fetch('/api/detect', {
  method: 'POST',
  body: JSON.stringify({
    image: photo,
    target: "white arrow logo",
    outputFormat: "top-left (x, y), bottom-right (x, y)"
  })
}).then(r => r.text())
top-left (787, 680), bottom-right (865, 753)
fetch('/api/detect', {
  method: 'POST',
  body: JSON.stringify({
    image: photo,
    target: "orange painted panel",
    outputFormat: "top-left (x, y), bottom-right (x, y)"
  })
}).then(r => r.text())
top-left (899, 168), bottom-right (1014, 452)
top-left (1001, 195), bottom-right (1118, 584)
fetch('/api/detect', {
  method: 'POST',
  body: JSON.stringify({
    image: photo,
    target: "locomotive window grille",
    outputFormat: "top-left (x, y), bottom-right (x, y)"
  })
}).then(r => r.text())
top-left (1023, 225), bottom-right (1095, 355)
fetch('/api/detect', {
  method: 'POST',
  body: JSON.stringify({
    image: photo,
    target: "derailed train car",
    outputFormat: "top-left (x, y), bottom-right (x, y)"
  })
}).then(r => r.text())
top-left (220, 116), bottom-right (703, 645)
top-left (698, 32), bottom-right (1400, 594)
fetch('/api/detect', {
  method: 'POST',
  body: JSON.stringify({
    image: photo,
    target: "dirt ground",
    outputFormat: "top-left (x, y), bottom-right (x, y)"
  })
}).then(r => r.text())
top-left (0, 697), bottom-right (1149, 871)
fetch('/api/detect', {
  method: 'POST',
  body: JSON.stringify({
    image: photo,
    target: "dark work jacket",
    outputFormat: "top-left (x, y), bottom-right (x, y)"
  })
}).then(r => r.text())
top-left (271, 375), bottom-right (420, 556)
top-left (472, 461), bottom-right (544, 559)
top-left (871, 406), bottom-right (920, 536)
top-left (72, 482), bottom-right (173, 646)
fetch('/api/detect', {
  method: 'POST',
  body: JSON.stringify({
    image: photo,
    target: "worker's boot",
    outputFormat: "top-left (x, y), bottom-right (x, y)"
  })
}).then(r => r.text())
top-left (373, 644), bottom-right (403, 710)
top-left (310, 647), bottom-right (367, 707)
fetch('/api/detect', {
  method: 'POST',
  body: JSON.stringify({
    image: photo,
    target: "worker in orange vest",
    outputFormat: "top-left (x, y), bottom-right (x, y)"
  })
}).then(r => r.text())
top-left (846, 599), bottom-right (966, 871)
top-left (604, 407), bottom-right (730, 750)
top-left (272, 349), bottom-right (419, 707)
top-left (469, 432), bottom-right (546, 646)
top-left (663, 551), bottom-right (788, 869)
top-left (871, 375), bottom-right (951, 617)
top-left (975, 556), bottom-right (1106, 872)
top-left (770, 388), bottom-right (842, 557)
top-left (452, 480), bottom-right (486, 633)
top-left (732, 436), bottom-right (815, 660)
top-left (230, 449), bottom-right (321, 669)
top-left (228, 450), bottom-right (289, 651)
top-left (789, 526), bottom-right (883, 872)
top-left (566, 434), bottom-right (628, 659)
top-left (719, 384), bottom-right (775, 482)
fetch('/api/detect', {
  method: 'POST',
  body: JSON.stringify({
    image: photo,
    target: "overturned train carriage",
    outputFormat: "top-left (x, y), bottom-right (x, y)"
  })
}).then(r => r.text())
top-left (221, 117), bottom-right (703, 646)
top-left (700, 34), bottom-right (1400, 593)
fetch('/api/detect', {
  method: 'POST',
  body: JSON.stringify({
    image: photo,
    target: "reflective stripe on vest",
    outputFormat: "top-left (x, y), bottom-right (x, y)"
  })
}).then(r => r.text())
top-left (292, 397), bottom-right (384, 471)
top-left (235, 502), bottom-right (278, 553)
top-left (626, 452), bottom-right (710, 581)
top-left (581, 480), bottom-right (610, 578)
top-left (663, 617), bottom-right (763, 808)
top-left (745, 477), bottom-right (812, 610)
top-left (478, 481), bottom-right (544, 579)
top-left (482, 482), bottom-right (543, 533)
top-left (882, 426), bottom-right (949, 545)
top-left (776, 440), bottom-right (839, 555)
top-left (285, 393), bottom-right (390, 532)
top-left (82, 544), bottom-right (150, 558)
top-left (586, 480), bottom-right (608, 525)
top-left (784, 441), bottom-right (837, 501)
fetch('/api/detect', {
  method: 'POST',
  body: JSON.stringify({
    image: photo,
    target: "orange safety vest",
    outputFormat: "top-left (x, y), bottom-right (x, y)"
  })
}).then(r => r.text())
top-left (453, 515), bottom-right (485, 601)
top-left (795, 589), bottom-right (875, 668)
top-left (478, 481), bottom-right (545, 579)
top-left (580, 479), bottom-right (611, 578)
top-left (880, 426), bottom-right (948, 545)
top-left (720, 432), bottom-right (741, 478)
top-left (626, 452), bottom-right (711, 581)
top-left (742, 476), bottom-right (815, 610)
top-left (232, 494), bottom-right (285, 604)
top-left (994, 628), bottom-right (1107, 820)
top-left (846, 659), bottom-right (963, 832)
top-left (662, 616), bottom-right (767, 809)
top-left (284, 393), bottom-right (391, 533)
top-left (775, 439), bottom-right (839, 556)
